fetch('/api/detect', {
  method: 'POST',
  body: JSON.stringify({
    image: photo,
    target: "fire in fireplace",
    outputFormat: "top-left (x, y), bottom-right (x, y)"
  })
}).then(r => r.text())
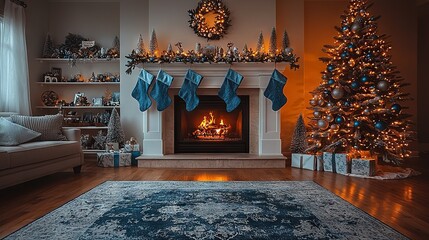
top-left (174, 95), bottom-right (249, 153)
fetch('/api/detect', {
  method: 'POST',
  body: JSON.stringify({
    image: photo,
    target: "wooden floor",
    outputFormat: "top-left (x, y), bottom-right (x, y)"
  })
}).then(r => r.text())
top-left (1, 156), bottom-right (428, 239)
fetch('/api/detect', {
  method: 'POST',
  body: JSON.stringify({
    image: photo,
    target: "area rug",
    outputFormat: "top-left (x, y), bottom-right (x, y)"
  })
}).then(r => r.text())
top-left (6, 181), bottom-right (407, 240)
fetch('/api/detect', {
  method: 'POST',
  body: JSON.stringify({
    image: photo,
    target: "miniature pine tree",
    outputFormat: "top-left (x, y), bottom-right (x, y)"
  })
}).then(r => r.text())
top-left (306, 0), bottom-right (413, 165)
top-left (112, 36), bottom-right (120, 52)
top-left (167, 43), bottom-right (173, 53)
top-left (137, 34), bottom-right (146, 55)
top-left (256, 32), bottom-right (264, 53)
top-left (290, 114), bottom-right (308, 153)
top-left (282, 30), bottom-right (290, 53)
top-left (106, 108), bottom-right (125, 147)
top-left (269, 27), bottom-right (277, 55)
top-left (149, 29), bottom-right (159, 56)
top-left (42, 33), bottom-right (54, 58)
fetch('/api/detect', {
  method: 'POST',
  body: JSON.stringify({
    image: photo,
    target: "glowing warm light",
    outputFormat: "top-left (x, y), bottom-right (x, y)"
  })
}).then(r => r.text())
top-left (195, 174), bottom-right (230, 182)
top-left (193, 112), bottom-right (231, 139)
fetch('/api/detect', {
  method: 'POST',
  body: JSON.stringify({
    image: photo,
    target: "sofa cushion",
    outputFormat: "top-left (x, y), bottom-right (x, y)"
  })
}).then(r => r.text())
top-left (11, 114), bottom-right (67, 141)
top-left (0, 117), bottom-right (41, 146)
top-left (0, 150), bottom-right (10, 170)
top-left (6, 141), bottom-right (81, 168)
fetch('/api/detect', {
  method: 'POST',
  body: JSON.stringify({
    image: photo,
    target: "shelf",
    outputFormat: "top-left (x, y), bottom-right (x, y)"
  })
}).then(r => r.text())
top-left (36, 106), bottom-right (120, 109)
top-left (63, 126), bottom-right (108, 130)
top-left (37, 82), bottom-right (120, 85)
top-left (36, 58), bottom-right (119, 63)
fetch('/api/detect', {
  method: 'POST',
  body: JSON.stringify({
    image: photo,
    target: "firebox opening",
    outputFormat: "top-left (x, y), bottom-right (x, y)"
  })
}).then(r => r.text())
top-left (174, 95), bottom-right (249, 153)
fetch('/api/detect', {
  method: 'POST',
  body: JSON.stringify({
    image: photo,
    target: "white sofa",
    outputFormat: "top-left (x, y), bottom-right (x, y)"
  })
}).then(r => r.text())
top-left (0, 113), bottom-right (84, 189)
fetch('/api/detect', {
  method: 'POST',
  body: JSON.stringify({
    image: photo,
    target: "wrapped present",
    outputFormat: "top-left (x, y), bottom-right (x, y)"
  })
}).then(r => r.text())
top-left (323, 152), bottom-right (336, 173)
top-left (130, 151), bottom-right (140, 166)
top-left (97, 152), bottom-right (131, 168)
top-left (302, 154), bottom-right (316, 170)
top-left (124, 144), bottom-right (140, 152)
top-left (291, 153), bottom-right (303, 168)
top-left (335, 153), bottom-right (351, 175)
top-left (351, 158), bottom-right (376, 176)
top-left (315, 154), bottom-right (324, 171)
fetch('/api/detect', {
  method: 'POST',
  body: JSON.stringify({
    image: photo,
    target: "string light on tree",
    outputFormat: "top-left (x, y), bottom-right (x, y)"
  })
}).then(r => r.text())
top-left (306, 0), bottom-right (413, 165)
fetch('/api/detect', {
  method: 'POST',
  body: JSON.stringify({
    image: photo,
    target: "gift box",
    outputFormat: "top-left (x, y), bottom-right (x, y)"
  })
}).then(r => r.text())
top-left (315, 154), bottom-right (324, 171)
top-left (124, 144), bottom-right (140, 152)
top-left (323, 152), bottom-right (336, 173)
top-left (130, 151), bottom-right (140, 166)
top-left (351, 158), bottom-right (376, 176)
top-left (335, 153), bottom-right (351, 175)
top-left (291, 153), bottom-right (303, 168)
top-left (97, 152), bottom-right (131, 168)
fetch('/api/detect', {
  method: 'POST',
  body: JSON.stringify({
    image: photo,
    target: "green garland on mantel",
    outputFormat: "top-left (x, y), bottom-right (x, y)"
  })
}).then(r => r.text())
top-left (125, 45), bottom-right (299, 75)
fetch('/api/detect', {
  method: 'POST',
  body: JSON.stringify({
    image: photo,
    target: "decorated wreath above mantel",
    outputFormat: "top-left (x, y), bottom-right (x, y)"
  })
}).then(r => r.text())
top-left (125, 28), bottom-right (300, 75)
top-left (188, 0), bottom-right (231, 41)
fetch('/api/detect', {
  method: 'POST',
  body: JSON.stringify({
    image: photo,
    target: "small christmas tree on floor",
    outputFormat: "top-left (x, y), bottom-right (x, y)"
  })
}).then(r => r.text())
top-left (306, 0), bottom-right (413, 165)
top-left (290, 114), bottom-right (308, 153)
top-left (106, 108), bottom-right (125, 147)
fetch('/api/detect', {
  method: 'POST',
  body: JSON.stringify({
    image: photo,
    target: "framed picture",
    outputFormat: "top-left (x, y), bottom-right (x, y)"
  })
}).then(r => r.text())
top-left (111, 92), bottom-right (120, 105)
top-left (92, 97), bottom-right (103, 106)
top-left (73, 92), bottom-right (84, 105)
top-left (51, 67), bottom-right (62, 80)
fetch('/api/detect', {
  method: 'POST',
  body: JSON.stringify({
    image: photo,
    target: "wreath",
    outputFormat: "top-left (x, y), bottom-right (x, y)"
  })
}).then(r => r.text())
top-left (188, 0), bottom-right (231, 41)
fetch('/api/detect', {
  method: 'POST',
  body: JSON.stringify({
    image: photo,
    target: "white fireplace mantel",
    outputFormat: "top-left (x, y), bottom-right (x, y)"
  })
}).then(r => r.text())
top-left (140, 62), bottom-right (287, 156)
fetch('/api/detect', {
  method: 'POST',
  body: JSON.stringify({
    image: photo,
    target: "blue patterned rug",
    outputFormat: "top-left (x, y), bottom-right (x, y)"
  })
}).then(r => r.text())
top-left (6, 181), bottom-right (407, 240)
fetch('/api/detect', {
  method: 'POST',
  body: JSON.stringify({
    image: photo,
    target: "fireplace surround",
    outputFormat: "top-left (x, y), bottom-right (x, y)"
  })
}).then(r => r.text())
top-left (137, 63), bottom-right (286, 168)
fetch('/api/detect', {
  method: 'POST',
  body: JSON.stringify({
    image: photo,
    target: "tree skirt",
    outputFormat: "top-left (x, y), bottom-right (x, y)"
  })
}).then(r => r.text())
top-left (6, 181), bottom-right (408, 240)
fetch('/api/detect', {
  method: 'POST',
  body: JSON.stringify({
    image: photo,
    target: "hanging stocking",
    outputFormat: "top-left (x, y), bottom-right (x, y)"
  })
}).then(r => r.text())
top-left (132, 69), bottom-right (154, 112)
top-left (264, 69), bottom-right (288, 111)
top-left (178, 69), bottom-right (203, 111)
top-left (150, 69), bottom-right (174, 111)
top-left (218, 69), bottom-right (244, 112)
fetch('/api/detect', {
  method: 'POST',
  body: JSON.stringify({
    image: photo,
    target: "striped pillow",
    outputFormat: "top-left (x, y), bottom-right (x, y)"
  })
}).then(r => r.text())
top-left (11, 114), bottom-right (67, 141)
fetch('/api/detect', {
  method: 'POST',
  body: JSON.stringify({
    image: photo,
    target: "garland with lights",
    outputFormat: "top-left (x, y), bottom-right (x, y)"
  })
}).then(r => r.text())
top-left (305, 0), bottom-right (413, 165)
top-left (188, 0), bottom-right (231, 40)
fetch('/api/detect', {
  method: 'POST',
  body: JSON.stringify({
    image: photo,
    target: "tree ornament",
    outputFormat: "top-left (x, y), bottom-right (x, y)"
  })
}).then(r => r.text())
top-left (340, 51), bottom-right (349, 59)
top-left (318, 99), bottom-right (326, 107)
top-left (353, 120), bottom-right (361, 127)
top-left (360, 75), bottom-right (369, 83)
top-left (317, 119), bottom-right (329, 130)
top-left (330, 124), bottom-right (339, 131)
top-left (348, 59), bottom-right (356, 67)
top-left (282, 30), bottom-right (290, 52)
top-left (375, 120), bottom-right (387, 131)
top-left (331, 86), bottom-right (345, 99)
top-left (290, 114), bottom-right (308, 153)
top-left (342, 25), bottom-right (349, 32)
top-left (309, 99), bottom-right (317, 106)
top-left (391, 103), bottom-right (402, 113)
top-left (313, 111), bottom-right (322, 119)
top-left (269, 27), bottom-right (277, 55)
top-left (325, 114), bottom-right (334, 122)
top-left (327, 102), bottom-right (333, 107)
top-left (335, 115), bottom-right (344, 124)
top-left (149, 29), bottom-right (159, 56)
top-left (256, 32), bottom-right (265, 53)
top-left (351, 81), bottom-right (360, 89)
top-left (376, 80), bottom-right (389, 91)
top-left (327, 64), bottom-right (335, 72)
top-left (347, 43), bottom-right (355, 49)
top-left (351, 17), bottom-right (364, 33)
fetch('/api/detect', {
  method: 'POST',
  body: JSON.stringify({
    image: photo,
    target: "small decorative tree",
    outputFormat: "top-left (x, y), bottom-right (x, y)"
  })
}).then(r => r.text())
top-left (106, 108), bottom-right (125, 147)
top-left (149, 29), bottom-right (159, 56)
top-left (42, 33), bottom-right (55, 58)
top-left (282, 30), bottom-right (290, 53)
top-left (137, 34), bottom-right (146, 55)
top-left (269, 27), bottom-right (277, 55)
top-left (256, 31), bottom-right (265, 53)
top-left (290, 114), bottom-right (308, 153)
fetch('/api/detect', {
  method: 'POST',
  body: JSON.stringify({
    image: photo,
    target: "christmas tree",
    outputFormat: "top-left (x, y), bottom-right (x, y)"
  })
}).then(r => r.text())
top-left (269, 27), bottom-right (277, 55)
top-left (42, 33), bottom-right (55, 58)
top-left (256, 32), bottom-right (265, 53)
top-left (306, 0), bottom-right (413, 165)
top-left (150, 29), bottom-right (159, 56)
top-left (282, 30), bottom-right (290, 53)
top-left (137, 34), bottom-right (146, 55)
top-left (290, 114), bottom-right (308, 153)
top-left (106, 108), bottom-right (125, 147)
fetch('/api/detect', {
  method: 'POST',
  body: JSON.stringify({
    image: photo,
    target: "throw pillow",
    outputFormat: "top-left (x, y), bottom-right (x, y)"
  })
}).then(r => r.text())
top-left (11, 114), bottom-right (67, 141)
top-left (0, 117), bottom-right (41, 146)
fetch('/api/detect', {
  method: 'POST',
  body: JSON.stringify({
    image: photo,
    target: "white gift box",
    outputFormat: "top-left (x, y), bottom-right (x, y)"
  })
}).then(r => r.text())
top-left (316, 154), bottom-right (324, 171)
top-left (323, 152), bottom-right (336, 173)
top-left (351, 158), bottom-right (376, 176)
top-left (97, 152), bottom-right (131, 168)
top-left (291, 153), bottom-right (317, 170)
top-left (124, 144), bottom-right (140, 152)
top-left (335, 154), bottom-right (351, 175)
top-left (291, 153), bottom-right (303, 168)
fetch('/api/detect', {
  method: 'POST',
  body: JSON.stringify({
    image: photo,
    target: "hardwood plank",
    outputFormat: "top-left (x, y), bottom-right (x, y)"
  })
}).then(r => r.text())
top-left (0, 158), bottom-right (428, 239)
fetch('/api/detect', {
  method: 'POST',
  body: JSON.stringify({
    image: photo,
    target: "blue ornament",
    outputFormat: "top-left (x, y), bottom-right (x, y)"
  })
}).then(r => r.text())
top-left (391, 104), bottom-right (402, 113)
top-left (360, 75), bottom-right (368, 83)
top-left (375, 121), bottom-right (387, 131)
top-left (335, 116), bottom-right (344, 124)
top-left (327, 64), bottom-right (335, 72)
top-left (351, 81), bottom-right (360, 89)
top-left (344, 101), bottom-right (351, 107)
top-left (366, 53), bottom-right (372, 59)
top-left (342, 26), bottom-right (349, 32)
top-left (341, 52), bottom-right (349, 59)
top-left (348, 43), bottom-right (354, 49)
top-left (353, 121), bottom-right (361, 127)
top-left (328, 79), bottom-right (335, 85)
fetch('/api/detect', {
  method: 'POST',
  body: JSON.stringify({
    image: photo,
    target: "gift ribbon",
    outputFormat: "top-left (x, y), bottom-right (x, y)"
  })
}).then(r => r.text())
top-left (114, 152), bottom-right (119, 167)
top-left (332, 153), bottom-right (336, 173)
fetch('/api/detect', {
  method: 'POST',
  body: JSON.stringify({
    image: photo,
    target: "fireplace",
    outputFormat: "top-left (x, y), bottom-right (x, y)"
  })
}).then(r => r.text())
top-left (174, 95), bottom-right (249, 153)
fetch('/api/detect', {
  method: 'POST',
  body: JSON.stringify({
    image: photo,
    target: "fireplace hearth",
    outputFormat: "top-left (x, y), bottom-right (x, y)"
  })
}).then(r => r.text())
top-left (174, 95), bottom-right (249, 153)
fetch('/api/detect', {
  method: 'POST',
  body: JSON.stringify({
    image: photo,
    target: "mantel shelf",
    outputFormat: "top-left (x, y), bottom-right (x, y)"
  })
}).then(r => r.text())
top-left (35, 58), bottom-right (119, 63)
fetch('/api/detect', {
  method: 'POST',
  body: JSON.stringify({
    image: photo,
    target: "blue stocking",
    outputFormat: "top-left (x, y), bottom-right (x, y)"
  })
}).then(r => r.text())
top-left (178, 69), bottom-right (203, 111)
top-left (264, 69), bottom-right (288, 111)
top-left (218, 69), bottom-right (244, 112)
top-left (131, 69), bottom-right (154, 112)
top-left (150, 70), bottom-right (174, 111)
